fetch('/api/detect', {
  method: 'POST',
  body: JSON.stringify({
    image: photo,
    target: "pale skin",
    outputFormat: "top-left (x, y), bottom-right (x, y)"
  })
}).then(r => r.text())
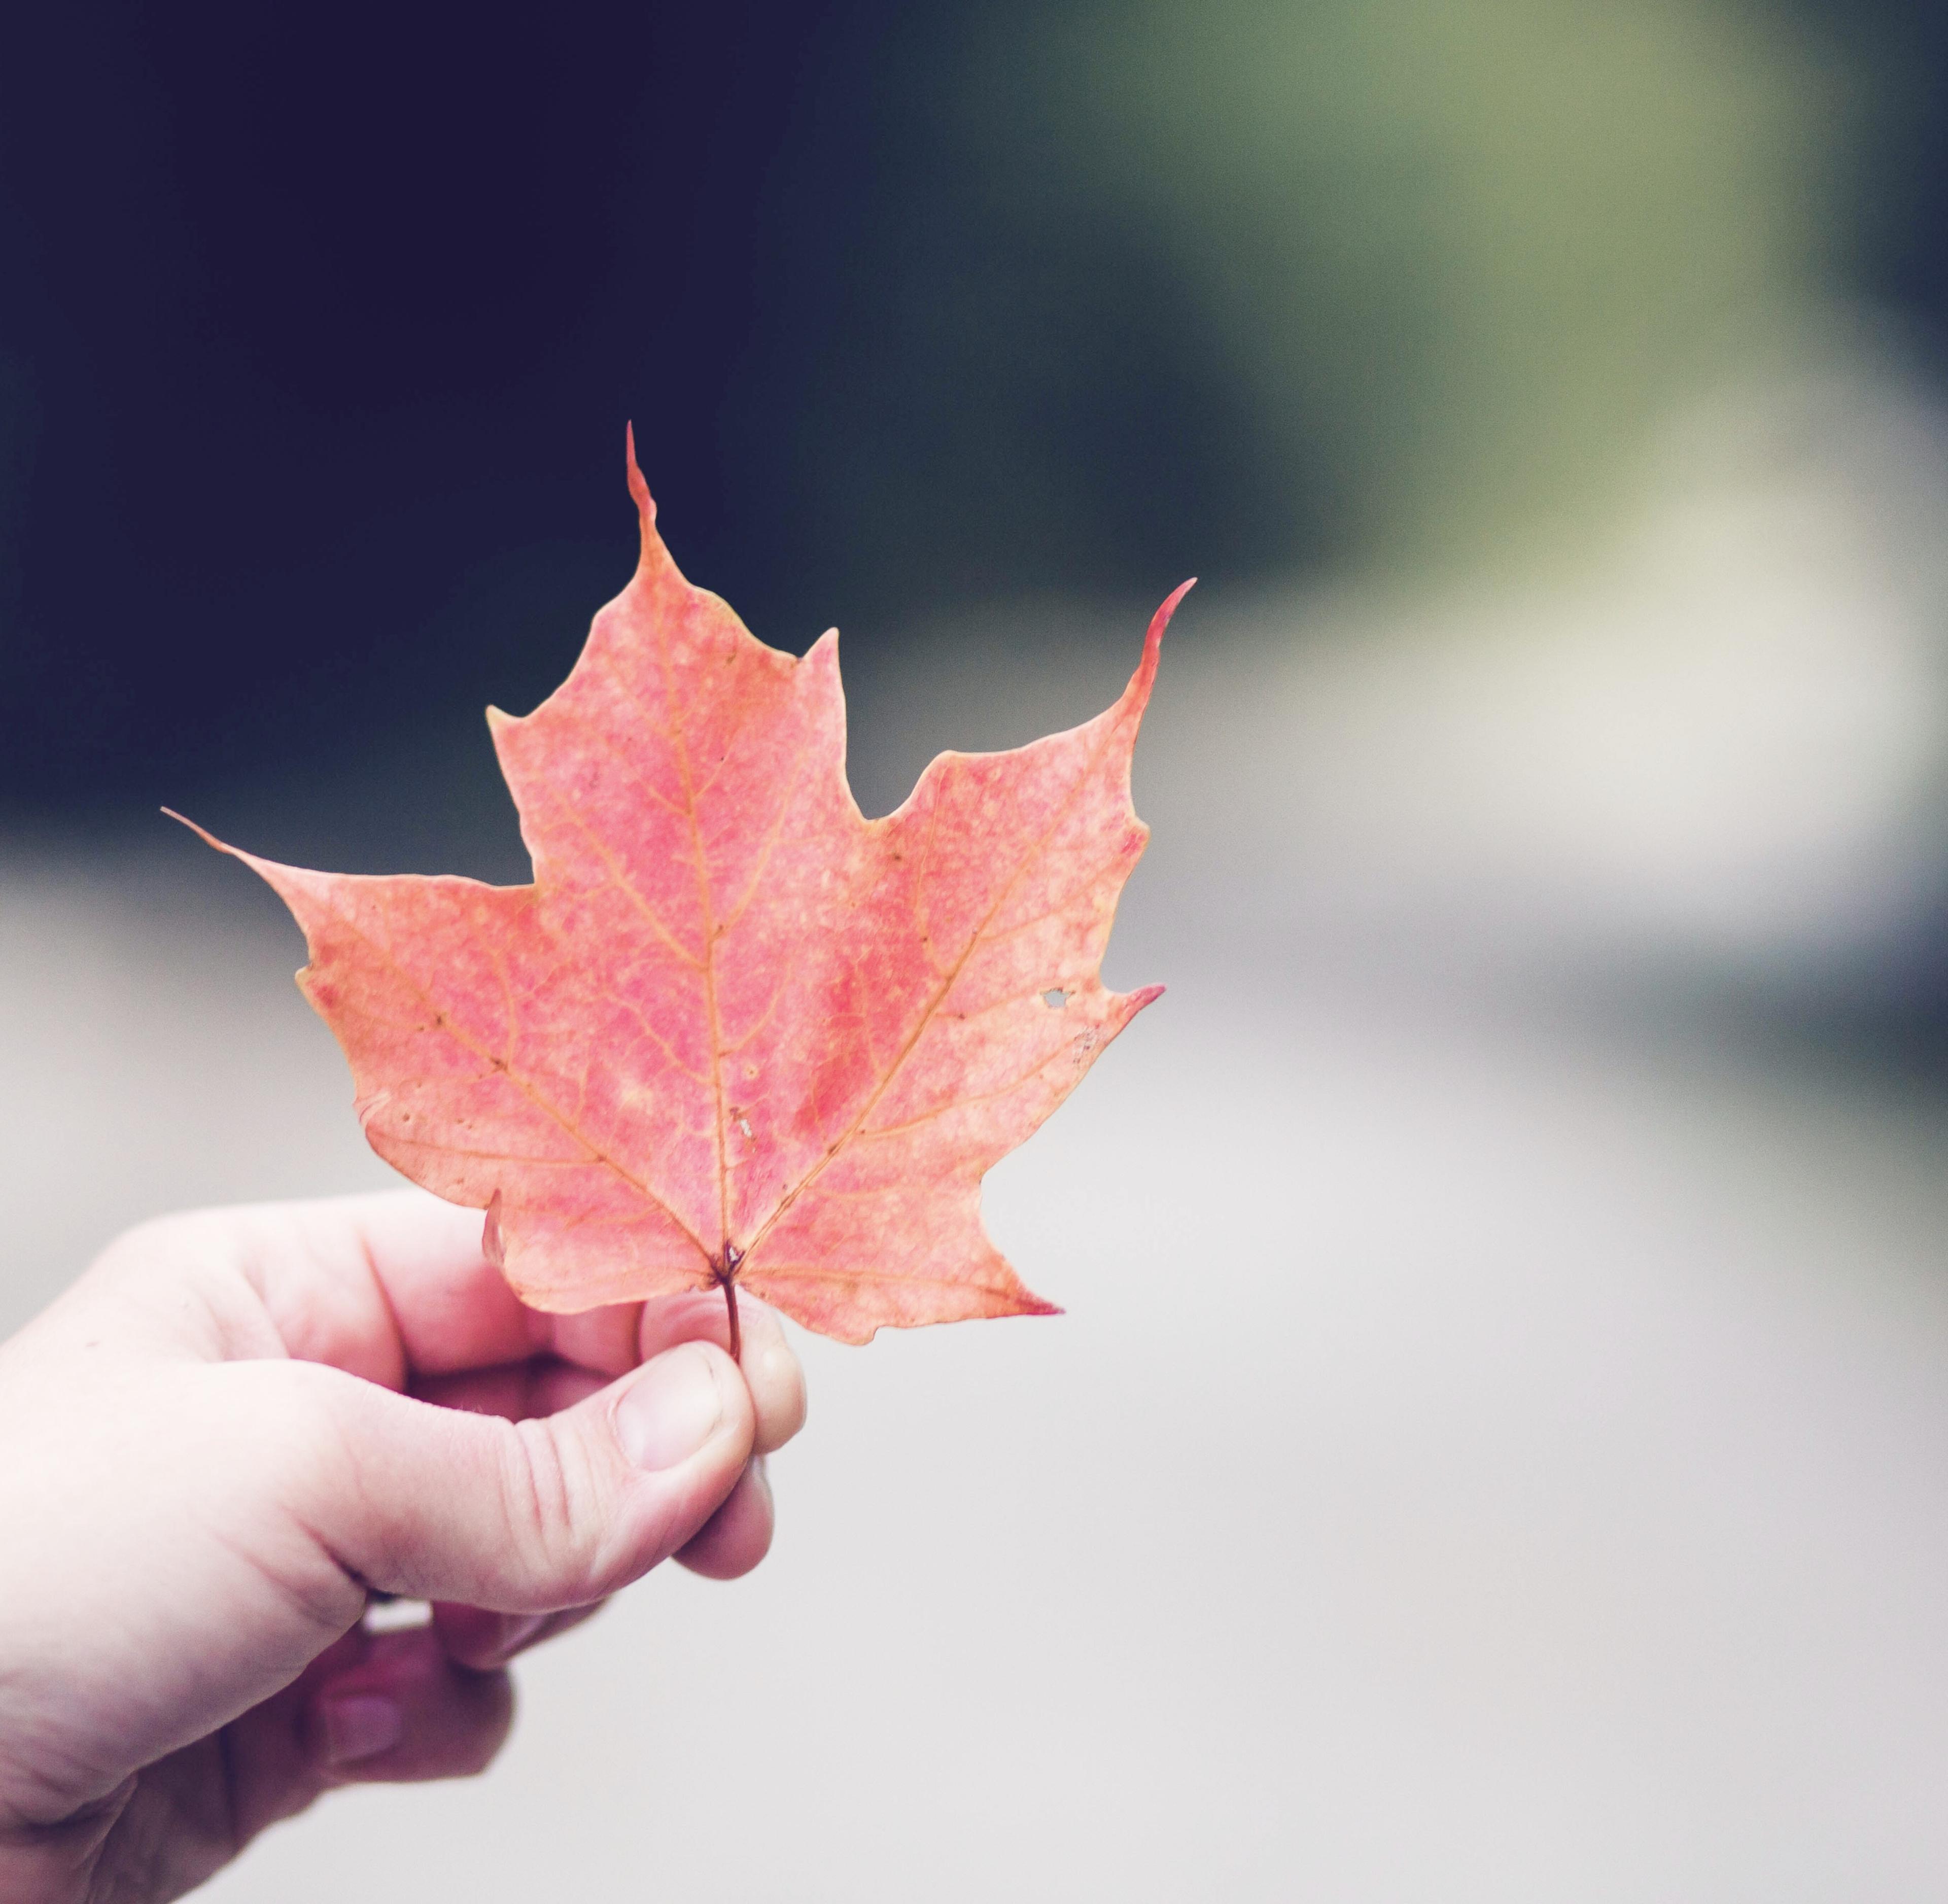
top-left (0, 1190), bottom-right (808, 1903)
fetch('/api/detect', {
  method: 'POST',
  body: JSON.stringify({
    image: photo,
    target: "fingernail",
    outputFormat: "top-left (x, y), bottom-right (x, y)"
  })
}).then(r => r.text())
top-left (322, 1693), bottom-right (403, 1765)
top-left (616, 1345), bottom-right (725, 1470)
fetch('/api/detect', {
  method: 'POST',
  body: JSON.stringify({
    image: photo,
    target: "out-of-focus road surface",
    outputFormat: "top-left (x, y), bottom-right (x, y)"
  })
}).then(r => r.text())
top-left (8, 368), bottom-right (1948, 1898)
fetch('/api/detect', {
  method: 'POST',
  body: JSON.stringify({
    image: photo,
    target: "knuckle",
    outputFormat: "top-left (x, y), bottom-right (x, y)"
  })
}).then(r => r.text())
top-left (496, 1417), bottom-right (616, 1605)
top-left (90, 1208), bottom-right (208, 1278)
top-left (194, 1364), bottom-right (371, 1633)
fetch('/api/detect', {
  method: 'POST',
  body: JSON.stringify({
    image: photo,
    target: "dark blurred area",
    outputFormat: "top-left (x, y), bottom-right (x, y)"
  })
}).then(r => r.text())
top-left (0, 0), bottom-right (1264, 812)
top-left (5, 0), bottom-right (1945, 817)
top-left (0, 0), bottom-right (824, 808)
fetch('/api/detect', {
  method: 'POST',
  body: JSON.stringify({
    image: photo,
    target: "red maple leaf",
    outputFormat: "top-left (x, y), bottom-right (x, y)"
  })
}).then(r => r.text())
top-left (179, 435), bottom-right (1189, 1345)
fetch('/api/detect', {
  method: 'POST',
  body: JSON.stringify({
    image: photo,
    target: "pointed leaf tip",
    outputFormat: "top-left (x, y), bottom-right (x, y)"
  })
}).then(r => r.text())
top-left (623, 421), bottom-right (657, 543)
top-left (1150, 578), bottom-right (1196, 651)
top-left (161, 807), bottom-right (229, 856)
top-left (1128, 578), bottom-right (1194, 706)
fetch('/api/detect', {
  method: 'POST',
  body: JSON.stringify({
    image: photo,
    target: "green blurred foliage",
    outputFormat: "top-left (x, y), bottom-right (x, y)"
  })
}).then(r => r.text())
top-left (750, 0), bottom-right (1870, 613)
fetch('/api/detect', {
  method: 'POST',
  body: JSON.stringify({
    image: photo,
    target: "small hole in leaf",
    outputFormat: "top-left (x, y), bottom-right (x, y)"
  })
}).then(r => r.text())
top-left (1042, 988), bottom-right (1069, 1009)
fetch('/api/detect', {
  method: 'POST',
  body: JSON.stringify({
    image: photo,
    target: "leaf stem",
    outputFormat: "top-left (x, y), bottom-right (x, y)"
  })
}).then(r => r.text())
top-left (716, 1242), bottom-right (745, 1363)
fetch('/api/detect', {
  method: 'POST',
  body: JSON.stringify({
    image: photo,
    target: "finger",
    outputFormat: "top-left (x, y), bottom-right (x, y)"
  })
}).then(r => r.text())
top-left (676, 1458), bottom-right (775, 1581)
top-left (149, 1190), bottom-right (658, 1387)
top-left (430, 1599), bottom-right (606, 1671)
top-left (303, 1626), bottom-right (512, 1786)
top-left (208, 1192), bottom-right (528, 1383)
top-left (294, 1340), bottom-right (755, 1610)
top-left (639, 1291), bottom-right (807, 1456)
top-left (325, 1193), bottom-right (666, 1380)
top-left (412, 1293), bottom-right (809, 1434)
top-left (410, 1357), bottom-right (609, 1421)
top-left (541, 1302), bottom-right (647, 1380)
top-left (212, 1628), bottom-right (512, 1850)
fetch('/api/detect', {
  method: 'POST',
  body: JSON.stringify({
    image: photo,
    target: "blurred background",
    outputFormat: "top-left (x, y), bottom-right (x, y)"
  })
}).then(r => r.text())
top-left (9, 0), bottom-right (1948, 1894)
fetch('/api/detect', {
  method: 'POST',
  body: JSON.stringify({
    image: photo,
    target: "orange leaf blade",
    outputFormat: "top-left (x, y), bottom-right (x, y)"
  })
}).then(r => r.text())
top-left (182, 441), bottom-right (1188, 1343)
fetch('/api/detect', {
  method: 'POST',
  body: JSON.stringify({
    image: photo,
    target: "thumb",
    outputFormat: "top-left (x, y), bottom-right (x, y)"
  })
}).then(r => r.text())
top-left (294, 1342), bottom-right (755, 1612)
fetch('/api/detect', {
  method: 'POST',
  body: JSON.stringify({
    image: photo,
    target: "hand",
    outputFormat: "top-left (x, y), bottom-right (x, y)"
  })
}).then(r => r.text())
top-left (0, 1190), bottom-right (806, 1903)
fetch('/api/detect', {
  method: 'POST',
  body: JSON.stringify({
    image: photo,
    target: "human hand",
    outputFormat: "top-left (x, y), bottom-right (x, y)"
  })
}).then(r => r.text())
top-left (0, 1190), bottom-right (807, 1903)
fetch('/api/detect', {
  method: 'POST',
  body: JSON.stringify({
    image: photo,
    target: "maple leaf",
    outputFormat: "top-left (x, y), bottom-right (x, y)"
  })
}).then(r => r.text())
top-left (177, 434), bottom-right (1190, 1345)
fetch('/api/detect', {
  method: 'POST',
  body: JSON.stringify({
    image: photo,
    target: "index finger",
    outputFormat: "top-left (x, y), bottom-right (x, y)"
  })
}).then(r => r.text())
top-left (231, 1189), bottom-right (648, 1385)
top-left (305, 1193), bottom-right (806, 1451)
